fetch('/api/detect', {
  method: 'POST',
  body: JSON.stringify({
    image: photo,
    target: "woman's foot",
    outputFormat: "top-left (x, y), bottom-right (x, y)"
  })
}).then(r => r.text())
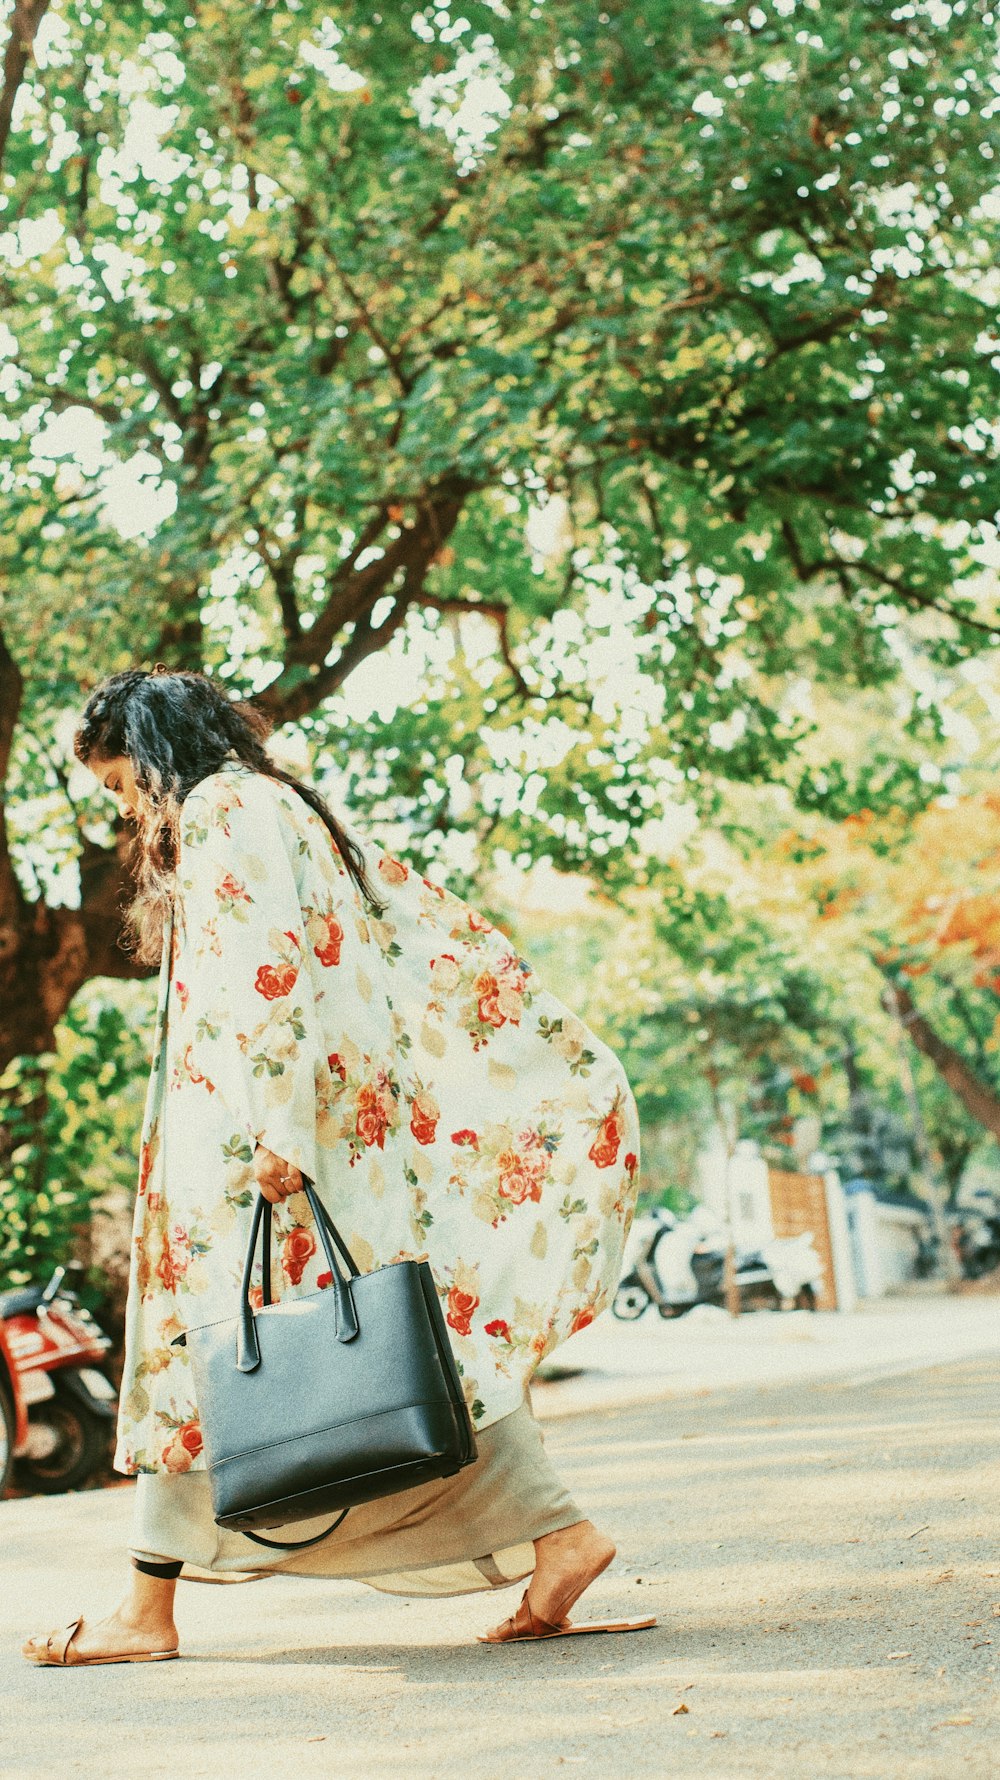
top-left (22, 1571), bottom-right (179, 1666)
top-left (482, 1519), bottom-right (616, 1641)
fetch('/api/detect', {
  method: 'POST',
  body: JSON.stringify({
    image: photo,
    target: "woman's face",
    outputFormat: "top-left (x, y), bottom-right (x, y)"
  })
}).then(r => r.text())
top-left (92, 753), bottom-right (141, 820)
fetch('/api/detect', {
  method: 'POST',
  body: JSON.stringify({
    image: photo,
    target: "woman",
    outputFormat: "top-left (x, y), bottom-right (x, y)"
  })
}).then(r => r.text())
top-left (23, 667), bottom-right (652, 1666)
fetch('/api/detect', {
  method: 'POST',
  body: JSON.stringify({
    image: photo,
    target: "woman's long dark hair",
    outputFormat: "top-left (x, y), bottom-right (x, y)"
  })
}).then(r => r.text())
top-left (74, 667), bottom-right (383, 963)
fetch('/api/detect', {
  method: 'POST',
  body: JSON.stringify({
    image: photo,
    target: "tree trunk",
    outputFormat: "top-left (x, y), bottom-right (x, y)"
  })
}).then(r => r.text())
top-left (0, 893), bottom-right (147, 1072)
top-left (0, 1), bottom-right (52, 176)
top-left (882, 985), bottom-right (962, 1281)
top-left (883, 978), bottom-right (1000, 1144)
top-left (0, 627), bottom-right (147, 1072)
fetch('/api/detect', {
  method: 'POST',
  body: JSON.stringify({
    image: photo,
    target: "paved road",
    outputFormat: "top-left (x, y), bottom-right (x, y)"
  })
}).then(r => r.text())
top-left (2, 1356), bottom-right (999, 1780)
top-left (535, 1291), bottom-right (1000, 1416)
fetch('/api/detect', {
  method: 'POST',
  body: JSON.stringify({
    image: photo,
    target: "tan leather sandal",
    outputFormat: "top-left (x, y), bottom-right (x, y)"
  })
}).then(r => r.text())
top-left (22, 1616), bottom-right (180, 1667)
top-left (478, 1589), bottom-right (656, 1644)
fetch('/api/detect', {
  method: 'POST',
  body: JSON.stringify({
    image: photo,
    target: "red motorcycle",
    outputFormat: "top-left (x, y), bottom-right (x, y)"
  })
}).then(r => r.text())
top-left (0, 1317), bottom-right (30, 1493)
top-left (0, 1265), bottom-right (117, 1493)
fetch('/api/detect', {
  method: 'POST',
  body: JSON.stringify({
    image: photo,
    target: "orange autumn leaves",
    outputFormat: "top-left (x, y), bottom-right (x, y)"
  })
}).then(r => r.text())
top-left (783, 792), bottom-right (1000, 996)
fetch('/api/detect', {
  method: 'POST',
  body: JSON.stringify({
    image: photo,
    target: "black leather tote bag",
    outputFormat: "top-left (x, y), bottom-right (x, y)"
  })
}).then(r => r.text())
top-left (173, 1184), bottom-right (477, 1547)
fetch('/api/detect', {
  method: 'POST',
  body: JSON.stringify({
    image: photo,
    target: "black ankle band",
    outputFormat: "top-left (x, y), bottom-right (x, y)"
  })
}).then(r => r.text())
top-left (131, 1556), bottom-right (183, 1580)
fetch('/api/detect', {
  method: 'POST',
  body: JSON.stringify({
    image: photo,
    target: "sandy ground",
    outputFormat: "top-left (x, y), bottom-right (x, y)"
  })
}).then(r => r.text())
top-left (2, 1343), bottom-right (999, 1780)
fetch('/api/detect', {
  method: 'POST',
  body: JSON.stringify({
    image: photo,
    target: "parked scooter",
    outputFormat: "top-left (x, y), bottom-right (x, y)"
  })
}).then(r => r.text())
top-left (0, 1264), bottom-right (117, 1492)
top-left (613, 1206), bottom-right (824, 1320)
top-left (0, 1317), bottom-right (30, 1495)
top-left (953, 1205), bottom-right (1000, 1280)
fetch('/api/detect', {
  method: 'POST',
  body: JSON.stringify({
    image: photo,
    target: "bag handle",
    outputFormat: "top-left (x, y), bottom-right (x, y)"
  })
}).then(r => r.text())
top-left (237, 1182), bottom-right (360, 1373)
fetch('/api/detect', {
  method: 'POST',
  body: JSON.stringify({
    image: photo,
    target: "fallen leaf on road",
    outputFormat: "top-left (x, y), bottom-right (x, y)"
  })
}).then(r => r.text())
top-left (932, 1718), bottom-right (973, 1729)
top-left (932, 1571), bottom-right (954, 1584)
top-left (886, 1652), bottom-right (912, 1660)
top-left (672, 1703), bottom-right (690, 1716)
top-left (904, 1524), bottom-right (930, 1540)
top-left (306, 1738), bottom-right (326, 1744)
top-left (710, 1732), bottom-right (727, 1739)
top-left (971, 1642), bottom-right (992, 1649)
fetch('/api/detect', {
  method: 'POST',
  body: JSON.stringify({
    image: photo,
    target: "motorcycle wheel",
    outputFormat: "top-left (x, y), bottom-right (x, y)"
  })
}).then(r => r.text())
top-left (0, 1383), bottom-right (14, 1496)
top-left (613, 1284), bottom-right (651, 1321)
top-left (15, 1379), bottom-right (111, 1494)
top-left (794, 1284), bottom-right (818, 1311)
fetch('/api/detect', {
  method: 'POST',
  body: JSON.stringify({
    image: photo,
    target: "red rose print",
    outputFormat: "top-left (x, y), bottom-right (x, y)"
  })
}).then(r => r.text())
top-left (496, 1149), bottom-right (544, 1206)
top-left (624, 1152), bottom-right (638, 1178)
top-left (174, 979), bottom-right (189, 1012)
top-left (248, 1285), bottom-right (264, 1311)
top-left (378, 855), bottom-right (409, 886)
top-left (474, 971), bottom-right (507, 1028)
top-left (255, 961), bottom-right (299, 1000)
top-left (138, 1142), bottom-right (153, 1197)
top-left (162, 1437), bottom-right (194, 1474)
top-left (468, 910), bottom-right (494, 932)
top-left (356, 1082), bottom-right (390, 1150)
top-left (588, 1108), bottom-right (624, 1169)
top-left (410, 1090), bottom-right (440, 1147)
top-left (155, 1247), bottom-right (182, 1293)
top-left (313, 913), bottom-right (343, 967)
top-left (484, 1318), bottom-right (511, 1341)
top-left (451, 1129), bottom-right (479, 1147)
top-left (446, 1285), bottom-right (479, 1338)
top-left (569, 1306), bottom-right (596, 1335)
top-left (317, 1271), bottom-right (333, 1290)
top-left (422, 876), bottom-right (446, 898)
top-left (327, 1053), bottom-right (347, 1081)
top-left (179, 1420), bottom-right (203, 1457)
top-left (589, 1139), bottom-right (618, 1169)
top-left (282, 1226), bottom-right (317, 1286)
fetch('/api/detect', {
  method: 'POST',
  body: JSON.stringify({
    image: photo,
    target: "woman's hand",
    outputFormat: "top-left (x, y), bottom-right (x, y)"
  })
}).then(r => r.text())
top-left (254, 1142), bottom-right (304, 1205)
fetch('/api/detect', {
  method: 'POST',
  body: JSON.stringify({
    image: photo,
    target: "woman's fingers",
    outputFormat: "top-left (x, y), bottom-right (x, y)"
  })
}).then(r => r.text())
top-left (253, 1144), bottom-right (303, 1203)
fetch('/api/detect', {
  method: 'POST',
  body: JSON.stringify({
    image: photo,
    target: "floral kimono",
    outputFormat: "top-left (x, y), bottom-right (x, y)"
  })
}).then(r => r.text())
top-left (116, 766), bottom-right (640, 1475)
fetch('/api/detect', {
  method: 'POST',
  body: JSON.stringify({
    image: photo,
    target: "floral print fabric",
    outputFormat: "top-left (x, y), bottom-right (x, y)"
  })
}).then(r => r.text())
top-left (116, 767), bottom-right (640, 1475)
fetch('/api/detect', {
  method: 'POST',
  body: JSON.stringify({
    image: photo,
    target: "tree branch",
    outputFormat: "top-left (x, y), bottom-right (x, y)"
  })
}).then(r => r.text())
top-left (0, 0), bottom-right (50, 177)
top-left (288, 482), bottom-right (474, 670)
top-left (419, 594), bottom-right (529, 698)
top-left (882, 975), bottom-right (1000, 1144)
top-left (781, 518), bottom-right (1000, 638)
top-left (316, 246), bottom-right (415, 397)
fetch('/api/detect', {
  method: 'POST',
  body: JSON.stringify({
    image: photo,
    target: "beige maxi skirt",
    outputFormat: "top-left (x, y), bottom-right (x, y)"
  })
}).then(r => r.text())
top-left (129, 1395), bottom-right (582, 1598)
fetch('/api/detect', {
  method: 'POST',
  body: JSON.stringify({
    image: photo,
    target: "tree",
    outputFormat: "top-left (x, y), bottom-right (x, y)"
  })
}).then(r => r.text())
top-left (734, 776), bottom-right (1000, 1168)
top-left (2, 0), bottom-right (1000, 1072)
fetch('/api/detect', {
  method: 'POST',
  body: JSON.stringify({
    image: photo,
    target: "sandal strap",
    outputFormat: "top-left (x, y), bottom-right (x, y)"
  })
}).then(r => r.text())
top-left (523, 1601), bottom-right (564, 1638)
top-left (517, 1590), bottom-right (569, 1639)
top-left (49, 1618), bottom-right (83, 1666)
